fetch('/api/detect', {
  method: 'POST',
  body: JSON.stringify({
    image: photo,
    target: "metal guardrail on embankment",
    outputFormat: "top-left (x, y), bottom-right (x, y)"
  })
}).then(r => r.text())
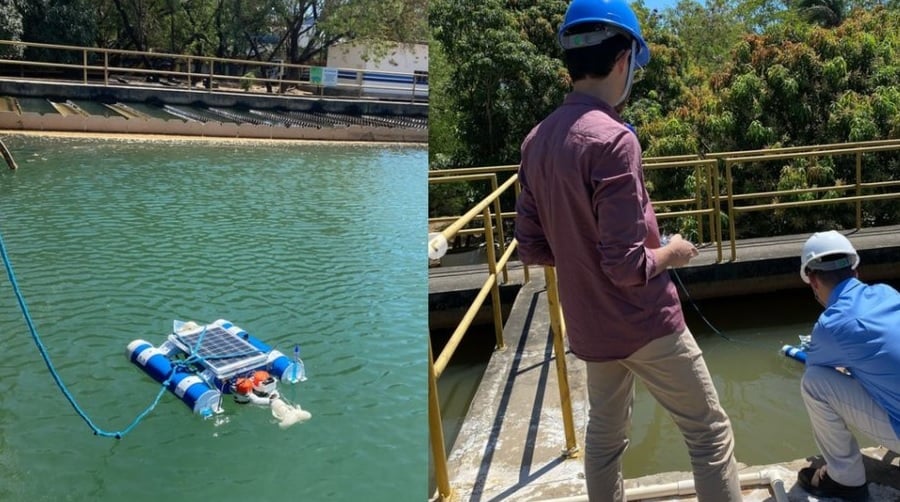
top-left (0, 40), bottom-right (425, 102)
top-left (426, 138), bottom-right (900, 501)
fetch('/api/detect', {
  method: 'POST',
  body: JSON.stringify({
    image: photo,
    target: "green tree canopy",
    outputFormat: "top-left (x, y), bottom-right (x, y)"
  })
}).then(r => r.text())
top-left (5, 0), bottom-right (427, 65)
top-left (429, 0), bottom-right (569, 167)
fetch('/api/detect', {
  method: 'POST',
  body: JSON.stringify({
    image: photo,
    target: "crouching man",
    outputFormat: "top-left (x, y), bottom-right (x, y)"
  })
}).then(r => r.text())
top-left (797, 230), bottom-right (900, 501)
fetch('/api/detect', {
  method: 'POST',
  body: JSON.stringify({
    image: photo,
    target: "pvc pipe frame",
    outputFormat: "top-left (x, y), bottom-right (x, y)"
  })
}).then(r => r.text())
top-left (538, 470), bottom-right (790, 502)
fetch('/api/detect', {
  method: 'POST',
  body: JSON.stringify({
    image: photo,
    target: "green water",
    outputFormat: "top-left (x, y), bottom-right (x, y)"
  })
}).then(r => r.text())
top-left (0, 135), bottom-right (427, 501)
top-left (622, 285), bottom-right (896, 476)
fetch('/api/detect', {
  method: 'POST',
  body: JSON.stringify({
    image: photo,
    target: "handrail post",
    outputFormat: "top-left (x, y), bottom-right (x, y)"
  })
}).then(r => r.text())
top-left (695, 164), bottom-right (704, 243)
top-left (725, 160), bottom-right (737, 261)
top-left (83, 48), bottom-right (88, 84)
top-left (490, 174), bottom-right (509, 284)
top-left (544, 266), bottom-right (579, 457)
top-left (103, 51), bottom-right (109, 86)
top-left (187, 57), bottom-right (193, 88)
top-left (482, 206), bottom-right (505, 350)
top-left (428, 341), bottom-right (454, 501)
top-left (208, 57), bottom-right (213, 93)
top-left (513, 180), bottom-right (530, 284)
top-left (712, 161), bottom-right (723, 263)
top-left (855, 151), bottom-right (862, 229)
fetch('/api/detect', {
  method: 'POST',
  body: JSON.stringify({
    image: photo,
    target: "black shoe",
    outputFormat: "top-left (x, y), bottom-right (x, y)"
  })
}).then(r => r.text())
top-left (798, 465), bottom-right (869, 501)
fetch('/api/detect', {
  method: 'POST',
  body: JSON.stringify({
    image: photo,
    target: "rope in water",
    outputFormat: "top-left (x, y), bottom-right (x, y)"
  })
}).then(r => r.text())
top-left (0, 227), bottom-right (260, 438)
top-left (0, 228), bottom-right (166, 438)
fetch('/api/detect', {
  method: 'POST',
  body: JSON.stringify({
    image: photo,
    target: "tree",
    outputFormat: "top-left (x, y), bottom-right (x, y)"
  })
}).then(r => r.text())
top-left (793, 0), bottom-right (848, 27)
top-left (18, 0), bottom-right (98, 62)
top-left (266, 0), bottom-right (427, 67)
top-left (661, 0), bottom-right (746, 71)
top-left (0, 0), bottom-right (25, 57)
top-left (11, 0), bottom-right (425, 68)
top-left (430, 0), bottom-right (569, 167)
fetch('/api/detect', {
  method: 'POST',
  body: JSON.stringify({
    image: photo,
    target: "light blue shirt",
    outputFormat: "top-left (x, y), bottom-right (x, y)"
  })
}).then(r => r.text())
top-left (806, 277), bottom-right (900, 436)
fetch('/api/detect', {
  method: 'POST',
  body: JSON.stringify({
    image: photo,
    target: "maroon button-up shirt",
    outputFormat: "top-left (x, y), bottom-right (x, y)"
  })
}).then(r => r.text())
top-left (515, 92), bottom-right (685, 362)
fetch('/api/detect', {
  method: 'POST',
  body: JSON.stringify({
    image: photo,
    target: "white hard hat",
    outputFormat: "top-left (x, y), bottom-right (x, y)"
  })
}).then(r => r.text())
top-left (799, 230), bottom-right (859, 284)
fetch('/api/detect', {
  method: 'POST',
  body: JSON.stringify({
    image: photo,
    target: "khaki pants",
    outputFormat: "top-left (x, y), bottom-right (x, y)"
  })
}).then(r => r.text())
top-left (583, 328), bottom-right (742, 502)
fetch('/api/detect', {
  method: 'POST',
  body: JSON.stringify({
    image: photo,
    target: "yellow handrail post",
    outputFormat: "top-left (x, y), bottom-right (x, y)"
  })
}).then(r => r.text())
top-left (695, 164), bottom-right (704, 244)
top-left (726, 160), bottom-right (737, 261)
top-left (483, 206), bottom-right (505, 350)
top-left (856, 151), bottom-right (862, 229)
top-left (428, 341), bottom-right (454, 502)
top-left (489, 174), bottom-right (509, 284)
top-left (513, 181), bottom-right (530, 284)
top-left (712, 161), bottom-right (723, 263)
top-left (544, 266), bottom-right (579, 457)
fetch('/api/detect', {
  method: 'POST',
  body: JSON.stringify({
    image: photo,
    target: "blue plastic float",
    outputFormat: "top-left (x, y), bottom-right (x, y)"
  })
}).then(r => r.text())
top-left (126, 319), bottom-right (307, 416)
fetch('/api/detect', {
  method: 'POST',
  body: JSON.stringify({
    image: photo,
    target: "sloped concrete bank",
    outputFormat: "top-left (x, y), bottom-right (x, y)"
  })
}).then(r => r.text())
top-left (0, 79), bottom-right (427, 143)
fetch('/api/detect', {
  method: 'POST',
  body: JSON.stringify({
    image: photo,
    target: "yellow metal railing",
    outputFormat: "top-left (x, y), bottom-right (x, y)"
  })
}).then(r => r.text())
top-left (427, 139), bottom-right (900, 500)
top-left (428, 170), bottom-right (513, 283)
top-left (428, 174), bottom-right (518, 501)
top-left (722, 140), bottom-right (900, 260)
top-left (427, 172), bottom-right (581, 501)
top-left (643, 158), bottom-right (722, 261)
top-left (0, 40), bottom-right (425, 102)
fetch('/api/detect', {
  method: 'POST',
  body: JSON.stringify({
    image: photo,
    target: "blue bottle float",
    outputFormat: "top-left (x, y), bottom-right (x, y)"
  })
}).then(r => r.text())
top-left (126, 339), bottom-right (221, 415)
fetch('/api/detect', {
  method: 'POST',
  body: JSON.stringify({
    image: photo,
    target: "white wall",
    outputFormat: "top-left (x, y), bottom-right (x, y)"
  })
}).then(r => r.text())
top-left (326, 43), bottom-right (428, 74)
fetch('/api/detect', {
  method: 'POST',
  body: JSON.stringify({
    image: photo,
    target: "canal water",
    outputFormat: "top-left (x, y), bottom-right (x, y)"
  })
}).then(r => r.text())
top-left (436, 278), bottom-right (899, 480)
top-left (0, 135), bottom-right (427, 502)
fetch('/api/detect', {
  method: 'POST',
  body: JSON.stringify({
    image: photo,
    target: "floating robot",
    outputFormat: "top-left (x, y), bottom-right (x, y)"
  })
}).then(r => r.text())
top-left (126, 319), bottom-right (310, 427)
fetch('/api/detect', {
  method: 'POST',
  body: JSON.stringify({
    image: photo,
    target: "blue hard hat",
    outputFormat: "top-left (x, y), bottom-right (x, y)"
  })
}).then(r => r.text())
top-left (558, 0), bottom-right (650, 68)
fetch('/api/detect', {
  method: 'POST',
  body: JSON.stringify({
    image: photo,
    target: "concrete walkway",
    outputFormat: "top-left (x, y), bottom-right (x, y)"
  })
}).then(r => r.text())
top-left (441, 267), bottom-right (900, 501)
top-left (431, 226), bottom-right (900, 501)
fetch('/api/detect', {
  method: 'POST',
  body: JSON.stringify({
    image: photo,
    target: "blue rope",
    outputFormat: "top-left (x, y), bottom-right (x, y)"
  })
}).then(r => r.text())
top-left (0, 228), bottom-right (173, 439)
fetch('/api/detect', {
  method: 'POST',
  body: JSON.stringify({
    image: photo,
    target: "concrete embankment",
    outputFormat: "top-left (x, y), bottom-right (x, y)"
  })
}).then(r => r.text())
top-left (0, 78), bottom-right (427, 143)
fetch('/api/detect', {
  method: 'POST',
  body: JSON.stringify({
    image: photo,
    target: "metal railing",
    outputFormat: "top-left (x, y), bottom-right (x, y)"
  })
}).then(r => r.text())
top-left (722, 140), bottom-right (900, 260)
top-left (427, 171), bottom-right (579, 501)
top-left (427, 173), bottom-right (511, 501)
top-left (426, 138), bottom-right (900, 500)
top-left (0, 40), bottom-right (426, 102)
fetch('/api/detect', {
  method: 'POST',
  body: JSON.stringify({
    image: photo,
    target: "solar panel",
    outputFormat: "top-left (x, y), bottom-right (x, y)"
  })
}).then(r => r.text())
top-left (167, 325), bottom-right (268, 378)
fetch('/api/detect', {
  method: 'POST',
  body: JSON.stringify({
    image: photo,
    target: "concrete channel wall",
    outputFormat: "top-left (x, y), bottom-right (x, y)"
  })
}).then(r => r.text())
top-left (0, 79), bottom-right (427, 143)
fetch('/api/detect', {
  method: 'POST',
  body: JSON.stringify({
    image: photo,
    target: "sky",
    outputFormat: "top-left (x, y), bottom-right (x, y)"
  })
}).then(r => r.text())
top-left (643, 0), bottom-right (681, 12)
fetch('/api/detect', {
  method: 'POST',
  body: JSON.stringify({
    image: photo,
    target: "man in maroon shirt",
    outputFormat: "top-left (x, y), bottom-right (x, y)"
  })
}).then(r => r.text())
top-left (515, 0), bottom-right (742, 500)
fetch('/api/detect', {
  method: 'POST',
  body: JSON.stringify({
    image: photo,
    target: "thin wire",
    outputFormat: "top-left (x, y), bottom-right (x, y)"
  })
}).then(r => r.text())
top-left (669, 268), bottom-right (736, 342)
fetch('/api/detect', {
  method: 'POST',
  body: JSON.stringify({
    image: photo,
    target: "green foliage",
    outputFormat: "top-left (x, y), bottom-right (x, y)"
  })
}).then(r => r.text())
top-left (429, 1), bottom-right (900, 236)
top-left (10, 0), bottom-right (425, 66)
top-left (0, 0), bottom-right (24, 57)
top-left (661, 0), bottom-right (745, 72)
top-left (240, 70), bottom-right (256, 91)
top-left (429, 0), bottom-right (569, 168)
top-left (20, 0), bottom-right (97, 62)
top-left (794, 0), bottom-right (848, 27)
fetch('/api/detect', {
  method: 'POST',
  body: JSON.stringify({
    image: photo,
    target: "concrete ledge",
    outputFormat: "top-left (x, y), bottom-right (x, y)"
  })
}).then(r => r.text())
top-left (0, 109), bottom-right (427, 143)
top-left (0, 78), bottom-right (427, 117)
